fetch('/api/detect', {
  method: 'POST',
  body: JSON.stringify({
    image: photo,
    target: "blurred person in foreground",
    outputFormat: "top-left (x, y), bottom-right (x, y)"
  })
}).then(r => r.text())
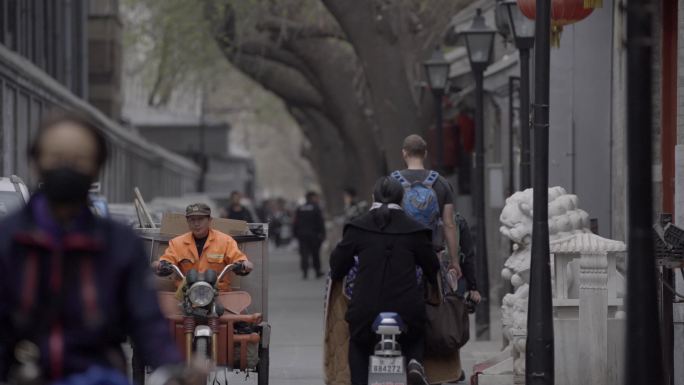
top-left (293, 191), bottom-right (326, 279)
top-left (330, 177), bottom-right (440, 385)
top-left (154, 203), bottom-right (253, 291)
top-left (0, 111), bottom-right (182, 384)
top-left (224, 191), bottom-right (253, 223)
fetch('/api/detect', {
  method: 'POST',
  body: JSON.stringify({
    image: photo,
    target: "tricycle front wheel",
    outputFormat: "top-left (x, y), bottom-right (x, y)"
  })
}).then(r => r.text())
top-left (257, 346), bottom-right (269, 385)
top-left (194, 338), bottom-right (210, 362)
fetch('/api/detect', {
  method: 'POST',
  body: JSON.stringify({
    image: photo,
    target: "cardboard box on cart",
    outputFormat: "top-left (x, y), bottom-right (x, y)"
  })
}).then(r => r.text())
top-left (136, 213), bottom-right (270, 368)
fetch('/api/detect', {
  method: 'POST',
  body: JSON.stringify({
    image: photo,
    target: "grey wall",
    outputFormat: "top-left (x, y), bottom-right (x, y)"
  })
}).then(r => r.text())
top-left (139, 125), bottom-right (230, 156)
top-left (548, 3), bottom-right (615, 236)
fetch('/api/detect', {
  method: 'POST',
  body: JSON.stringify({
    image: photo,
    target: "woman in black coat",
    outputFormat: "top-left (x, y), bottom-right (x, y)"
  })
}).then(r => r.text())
top-left (330, 177), bottom-right (440, 385)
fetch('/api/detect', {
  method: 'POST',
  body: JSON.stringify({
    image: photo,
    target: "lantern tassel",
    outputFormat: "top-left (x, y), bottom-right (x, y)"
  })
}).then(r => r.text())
top-left (583, 0), bottom-right (603, 8)
top-left (551, 25), bottom-right (563, 48)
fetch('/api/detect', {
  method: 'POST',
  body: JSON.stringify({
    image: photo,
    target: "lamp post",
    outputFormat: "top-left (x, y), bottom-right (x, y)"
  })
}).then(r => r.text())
top-left (526, 0), bottom-right (553, 383)
top-left (462, 8), bottom-right (496, 340)
top-left (625, 1), bottom-right (663, 385)
top-left (423, 47), bottom-right (451, 169)
top-left (502, 0), bottom-right (534, 190)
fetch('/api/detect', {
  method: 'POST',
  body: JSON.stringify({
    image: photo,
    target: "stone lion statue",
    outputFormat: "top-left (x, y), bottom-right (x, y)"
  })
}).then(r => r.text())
top-left (499, 187), bottom-right (591, 339)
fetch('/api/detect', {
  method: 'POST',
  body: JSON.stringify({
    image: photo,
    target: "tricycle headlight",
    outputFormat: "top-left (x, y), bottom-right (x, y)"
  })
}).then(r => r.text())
top-left (187, 282), bottom-right (214, 307)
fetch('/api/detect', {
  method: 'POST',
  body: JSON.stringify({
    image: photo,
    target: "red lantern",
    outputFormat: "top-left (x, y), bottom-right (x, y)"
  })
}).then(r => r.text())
top-left (517, 0), bottom-right (594, 47)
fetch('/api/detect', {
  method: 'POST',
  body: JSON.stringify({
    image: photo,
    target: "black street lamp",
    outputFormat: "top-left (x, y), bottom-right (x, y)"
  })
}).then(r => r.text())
top-left (423, 47), bottom-right (451, 169)
top-left (527, 0), bottom-right (553, 383)
top-left (625, 1), bottom-right (663, 385)
top-left (462, 8), bottom-right (496, 340)
top-left (501, 0), bottom-right (534, 189)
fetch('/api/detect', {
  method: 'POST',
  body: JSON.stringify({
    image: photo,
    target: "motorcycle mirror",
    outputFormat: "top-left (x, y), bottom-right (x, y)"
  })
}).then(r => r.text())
top-left (186, 269), bottom-right (199, 285)
top-left (204, 269), bottom-right (217, 285)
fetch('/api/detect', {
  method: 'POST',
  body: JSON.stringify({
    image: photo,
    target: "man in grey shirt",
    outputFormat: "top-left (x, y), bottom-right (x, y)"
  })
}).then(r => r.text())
top-left (393, 135), bottom-right (463, 283)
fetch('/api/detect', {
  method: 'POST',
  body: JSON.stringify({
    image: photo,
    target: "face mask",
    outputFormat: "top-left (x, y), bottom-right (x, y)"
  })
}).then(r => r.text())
top-left (40, 167), bottom-right (93, 204)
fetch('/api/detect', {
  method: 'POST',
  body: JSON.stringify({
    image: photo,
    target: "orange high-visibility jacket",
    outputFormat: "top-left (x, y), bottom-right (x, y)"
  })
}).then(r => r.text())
top-left (160, 228), bottom-right (248, 291)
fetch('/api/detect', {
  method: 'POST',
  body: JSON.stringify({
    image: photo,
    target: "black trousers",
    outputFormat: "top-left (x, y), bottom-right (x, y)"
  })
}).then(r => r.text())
top-left (348, 332), bottom-right (425, 385)
top-left (298, 237), bottom-right (322, 274)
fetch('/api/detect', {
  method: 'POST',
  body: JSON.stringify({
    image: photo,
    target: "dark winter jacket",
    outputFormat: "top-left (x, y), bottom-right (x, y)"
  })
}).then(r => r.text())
top-left (329, 209), bottom-right (440, 343)
top-left (293, 202), bottom-right (326, 242)
top-left (456, 213), bottom-right (477, 291)
top-left (0, 195), bottom-right (181, 381)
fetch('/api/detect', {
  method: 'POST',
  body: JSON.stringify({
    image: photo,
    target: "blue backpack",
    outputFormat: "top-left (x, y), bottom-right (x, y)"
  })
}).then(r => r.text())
top-left (391, 170), bottom-right (444, 248)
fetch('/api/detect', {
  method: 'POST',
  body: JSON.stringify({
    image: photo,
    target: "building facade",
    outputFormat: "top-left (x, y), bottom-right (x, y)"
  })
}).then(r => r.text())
top-left (0, 0), bottom-right (199, 202)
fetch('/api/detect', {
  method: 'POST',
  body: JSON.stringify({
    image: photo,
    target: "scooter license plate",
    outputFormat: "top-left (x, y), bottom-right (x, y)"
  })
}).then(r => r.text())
top-left (369, 356), bottom-right (404, 374)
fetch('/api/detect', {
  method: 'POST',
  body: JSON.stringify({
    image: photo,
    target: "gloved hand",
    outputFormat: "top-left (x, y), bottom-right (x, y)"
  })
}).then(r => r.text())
top-left (233, 260), bottom-right (254, 276)
top-left (233, 262), bottom-right (248, 276)
top-left (154, 260), bottom-right (176, 277)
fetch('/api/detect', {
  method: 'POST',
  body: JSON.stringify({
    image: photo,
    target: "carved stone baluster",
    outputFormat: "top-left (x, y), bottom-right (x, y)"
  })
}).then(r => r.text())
top-left (579, 251), bottom-right (609, 385)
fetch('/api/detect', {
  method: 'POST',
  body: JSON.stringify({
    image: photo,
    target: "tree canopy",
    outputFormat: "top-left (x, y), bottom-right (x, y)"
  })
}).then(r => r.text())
top-left (123, 0), bottom-right (472, 212)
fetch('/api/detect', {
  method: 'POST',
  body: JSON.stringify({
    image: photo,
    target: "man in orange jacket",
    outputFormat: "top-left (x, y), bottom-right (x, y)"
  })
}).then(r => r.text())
top-left (156, 203), bottom-right (254, 291)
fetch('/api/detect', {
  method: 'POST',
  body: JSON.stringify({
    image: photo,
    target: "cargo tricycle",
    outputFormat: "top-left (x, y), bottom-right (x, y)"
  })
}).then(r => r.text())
top-left (134, 221), bottom-right (270, 385)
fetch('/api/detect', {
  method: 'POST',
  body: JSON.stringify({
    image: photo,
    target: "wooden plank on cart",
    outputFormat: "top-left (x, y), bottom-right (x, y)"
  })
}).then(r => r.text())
top-left (160, 212), bottom-right (249, 236)
top-left (133, 198), bottom-right (149, 228)
top-left (134, 187), bottom-right (156, 228)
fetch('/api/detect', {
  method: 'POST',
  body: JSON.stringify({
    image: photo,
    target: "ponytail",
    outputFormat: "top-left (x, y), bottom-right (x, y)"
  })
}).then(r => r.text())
top-left (371, 177), bottom-right (404, 230)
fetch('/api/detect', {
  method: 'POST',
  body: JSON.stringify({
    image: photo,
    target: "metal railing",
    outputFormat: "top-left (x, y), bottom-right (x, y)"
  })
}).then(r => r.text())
top-left (0, 44), bottom-right (200, 202)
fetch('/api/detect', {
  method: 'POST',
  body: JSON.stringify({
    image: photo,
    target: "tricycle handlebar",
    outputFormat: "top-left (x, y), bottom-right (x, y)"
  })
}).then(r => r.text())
top-left (217, 262), bottom-right (244, 283)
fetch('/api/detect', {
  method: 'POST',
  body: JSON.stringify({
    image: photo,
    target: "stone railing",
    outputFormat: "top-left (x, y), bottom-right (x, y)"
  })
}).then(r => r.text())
top-left (550, 233), bottom-right (625, 385)
top-left (477, 188), bottom-right (626, 385)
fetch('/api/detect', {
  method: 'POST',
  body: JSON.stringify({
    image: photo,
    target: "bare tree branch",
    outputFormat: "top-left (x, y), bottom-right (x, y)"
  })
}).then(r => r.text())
top-left (256, 16), bottom-right (347, 41)
top-left (229, 53), bottom-right (324, 109)
top-left (235, 40), bottom-right (322, 91)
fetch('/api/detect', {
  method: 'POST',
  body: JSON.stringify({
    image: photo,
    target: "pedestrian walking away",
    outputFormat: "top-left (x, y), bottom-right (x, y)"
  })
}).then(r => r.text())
top-left (224, 190), bottom-right (254, 222)
top-left (392, 134), bottom-right (463, 278)
top-left (343, 187), bottom-right (369, 223)
top-left (392, 134), bottom-right (481, 382)
top-left (456, 213), bottom-right (481, 303)
top-left (294, 191), bottom-right (326, 279)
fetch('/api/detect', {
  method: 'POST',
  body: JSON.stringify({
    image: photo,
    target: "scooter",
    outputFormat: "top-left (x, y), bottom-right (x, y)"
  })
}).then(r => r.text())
top-left (367, 313), bottom-right (406, 385)
top-left (368, 313), bottom-right (430, 385)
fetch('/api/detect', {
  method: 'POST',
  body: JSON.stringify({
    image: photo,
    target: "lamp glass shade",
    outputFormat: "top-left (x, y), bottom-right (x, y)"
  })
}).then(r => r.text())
top-left (503, 0), bottom-right (535, 40)
top-left (462, 9), bottom-right (496, 66)
top-left (465, 32), bottom-right (494, 64)
top-left (423, 49), bottom-right (450, 91)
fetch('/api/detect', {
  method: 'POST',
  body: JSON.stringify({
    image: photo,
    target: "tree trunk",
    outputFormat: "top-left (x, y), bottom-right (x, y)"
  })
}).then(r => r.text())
top-left (289, 106), bottom-right (349, 215)
top-left (287, 38), bottom-right (384, 199)
top-left (321, 0), bottom-right (470, 169)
